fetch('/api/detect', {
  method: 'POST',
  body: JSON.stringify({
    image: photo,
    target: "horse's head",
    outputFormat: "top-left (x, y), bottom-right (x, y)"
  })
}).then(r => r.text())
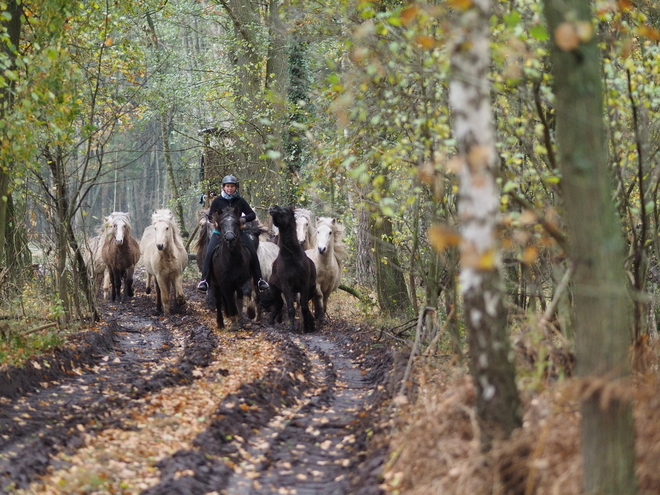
top-left (153, 219), bottom-right (174, 251)
top-left (315, 218), bottom-right (336, 255)
top-left (106, 212), bottom-right (130, 245)
top-left (215, 206), bottom-right (241, 247)
top-left (269, 205), bottom-right (296, 232)
top-left (295, 209), bottom-right (312, 247)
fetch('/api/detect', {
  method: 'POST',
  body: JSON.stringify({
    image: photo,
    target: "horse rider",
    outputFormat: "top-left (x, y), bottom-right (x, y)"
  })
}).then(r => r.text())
top-left (197, 174), bottom-right (270, 294)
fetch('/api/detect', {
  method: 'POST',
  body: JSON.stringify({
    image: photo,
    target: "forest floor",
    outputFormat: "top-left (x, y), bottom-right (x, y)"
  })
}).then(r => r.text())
top-left (5, 268), bottom-right (660, 495)
top-left (0, 271), bottom-right (404, 495)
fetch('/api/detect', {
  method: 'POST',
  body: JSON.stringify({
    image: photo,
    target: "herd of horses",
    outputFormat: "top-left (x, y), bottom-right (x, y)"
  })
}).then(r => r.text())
top-left (83, 205), bottom-right (347, 333)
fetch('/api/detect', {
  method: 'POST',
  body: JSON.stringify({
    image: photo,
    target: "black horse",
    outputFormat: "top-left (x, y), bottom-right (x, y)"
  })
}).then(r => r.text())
top-left (264, 205), bottom-right (323, 333)
top-left (209, 207), bottom-right (257, 329)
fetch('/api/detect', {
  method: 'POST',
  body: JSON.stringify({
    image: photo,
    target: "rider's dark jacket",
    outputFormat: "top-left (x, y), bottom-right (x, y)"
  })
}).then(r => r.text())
top-left (209, 194), bottom-right (256, 224)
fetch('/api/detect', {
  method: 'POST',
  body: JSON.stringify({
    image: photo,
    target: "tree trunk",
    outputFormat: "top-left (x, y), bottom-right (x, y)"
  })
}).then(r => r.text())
top-left (160, 110), bottom-right (188, 237)
top-left (448, 0), bottom-right (521, 450)
top-left (542, 0), bottom-right (637, 492)
top-left (371, 215), bottom-right (410, 316)
top-left (0, 0), bottom-right (21, 268)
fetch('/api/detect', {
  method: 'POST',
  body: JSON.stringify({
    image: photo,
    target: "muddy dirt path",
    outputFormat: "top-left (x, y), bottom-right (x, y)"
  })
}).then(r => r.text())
top-left (0, 278), bottom-right (395, 494)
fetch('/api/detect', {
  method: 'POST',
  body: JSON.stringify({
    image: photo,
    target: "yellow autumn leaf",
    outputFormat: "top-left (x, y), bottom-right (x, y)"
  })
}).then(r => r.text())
top-left (638, 25), bottom-right (660, 41)
top-left (617, 0), bottom-right (632, 12)
top-left (400, 5), bottom-right (419, 26)
top-left (418, 162), bottom-right (435, 185)
top-left (445, 156), bottom-right (465, 174)
top-left (448, 0), bottom-right (473, 11)
top-left (104, 37), bottom-right (113, 46)
top-left (575, 21), bottom-right (593, 42)
top-left (429, 225), bottom-right (461, 253)
top-left (554, 22), bottom-right (580, 51)
top-left (478, 249), bottom-right (497, 270)
top-left (467, 145), bottom-right (491, 172)
top-left (522, 245), bottom-right (538, 265)
top-left (415, 35), bottom-right (436, 49)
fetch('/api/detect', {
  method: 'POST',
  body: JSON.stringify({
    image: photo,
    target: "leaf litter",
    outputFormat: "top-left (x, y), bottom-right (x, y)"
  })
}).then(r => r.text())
top-left (1, 275), bottom-right (396, 495)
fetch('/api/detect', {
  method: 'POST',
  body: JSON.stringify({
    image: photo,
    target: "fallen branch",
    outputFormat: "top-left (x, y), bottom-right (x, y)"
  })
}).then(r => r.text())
top-left (338, 284), bottom-right (362, 299)
top-left (397, 307), bottom-right (434, 400)
top-left (538, 260), bottom-right (576, 336)
top-left (423, 306), bottom-right (456, 357)
top-left (23, 322), bottom-right (58, 337)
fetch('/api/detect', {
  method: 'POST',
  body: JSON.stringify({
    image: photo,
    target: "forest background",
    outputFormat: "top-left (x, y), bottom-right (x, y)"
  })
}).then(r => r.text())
top-left (0, 0), bottom-right (659, 493)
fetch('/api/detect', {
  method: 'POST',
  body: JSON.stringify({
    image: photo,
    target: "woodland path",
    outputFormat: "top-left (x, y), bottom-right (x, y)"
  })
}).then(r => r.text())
top-left (0, 274), bottom-right (396, 494)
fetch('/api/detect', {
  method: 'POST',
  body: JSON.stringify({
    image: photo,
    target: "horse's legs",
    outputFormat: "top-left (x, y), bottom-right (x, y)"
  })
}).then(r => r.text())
top-left (214, 285), bottom-right (225, 328)
top-left (102, 269), bottom-right (111, 300)
top-left (145, 272), bottom-right (152, 295)
top-left (314, 285), bottom-right (326, 323)
top-left (110, 269), bottom-right (121, 302)
top-left (284, 291), bottom-right (297, 333)
top-left (158, 276), bottom-right (170, 314)
top-left (269, 287), bottom-right (284, 326)
top-left (240, 283), bottom-right (256, 321)
top-left (126, 266), bottom-right (135, 298)
top-left (155, 280), bottom-right (163, 315)
top-left (299, 288), bottom-right (315, 333)
top-left (174, 276), bottom-right (186, 310)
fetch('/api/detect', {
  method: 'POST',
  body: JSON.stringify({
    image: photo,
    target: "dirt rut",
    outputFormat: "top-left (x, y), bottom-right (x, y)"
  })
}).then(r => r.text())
top-left (0, 285), bottom-right (395, 494)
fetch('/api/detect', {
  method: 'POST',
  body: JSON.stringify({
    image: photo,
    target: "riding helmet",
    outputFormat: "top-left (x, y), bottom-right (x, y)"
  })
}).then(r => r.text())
top-left (222, 174), bottom-right (239, 187)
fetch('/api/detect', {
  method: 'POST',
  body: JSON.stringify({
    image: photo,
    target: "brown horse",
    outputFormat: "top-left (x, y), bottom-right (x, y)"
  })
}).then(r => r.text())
top-left (100, 212), bottom-right (141, 302)
top-left (195, 208), bottom-right (214, 272)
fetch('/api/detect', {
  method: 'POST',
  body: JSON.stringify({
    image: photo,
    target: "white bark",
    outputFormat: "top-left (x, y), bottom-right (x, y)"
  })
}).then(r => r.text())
top-left (448, 0), bottom-right (521, 449)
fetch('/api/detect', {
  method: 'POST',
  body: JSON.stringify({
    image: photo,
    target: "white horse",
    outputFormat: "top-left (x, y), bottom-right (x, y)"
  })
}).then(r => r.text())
top-left (258, 240), bottom-right (280, 282)
top-left (140, 209), bottom-right (188, 314)
top-left (100, 212), bottom-right (141, 302)
top-left (83, 233), bottom-right (111, 299)
top-left (294, 208), bottom-right (316, 251)
top-left (305, 217), bottom-right (347, 317)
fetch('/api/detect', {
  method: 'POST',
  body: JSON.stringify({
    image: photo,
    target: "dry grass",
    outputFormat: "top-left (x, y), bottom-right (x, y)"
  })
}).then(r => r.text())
top-left (381, 335), bottom-right (660, 495)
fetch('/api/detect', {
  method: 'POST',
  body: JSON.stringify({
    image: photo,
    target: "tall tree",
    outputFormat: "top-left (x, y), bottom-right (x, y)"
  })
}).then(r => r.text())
top-left (0, 0), bottom-right (21, 268)
top-left (448, 0), bottom-right (521, 450)
top-left (542, 0), bottom-right (637, 492)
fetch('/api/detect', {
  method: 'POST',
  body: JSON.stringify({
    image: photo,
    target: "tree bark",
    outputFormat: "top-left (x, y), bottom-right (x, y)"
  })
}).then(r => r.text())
top-left (448, 0), bottom-right (521, 450)
top-left (371, 215), bottom-right (410, 316)
top-left (542, 0), bottom-right (637, 493)
top-left (0, 0), bottom-right (21, 267)
top-left (160, 109), bottom-right (188, 237)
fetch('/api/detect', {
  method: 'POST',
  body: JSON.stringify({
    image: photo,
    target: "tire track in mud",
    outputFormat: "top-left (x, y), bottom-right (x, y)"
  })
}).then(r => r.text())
top-left (0, 286), bottom-right (394, 494)
top-left (0, 313), bottom-right (216, 493)
top-left (145, 327), bottom-right (391, 495)
top-left (222, 333), bottom-right (374, 495)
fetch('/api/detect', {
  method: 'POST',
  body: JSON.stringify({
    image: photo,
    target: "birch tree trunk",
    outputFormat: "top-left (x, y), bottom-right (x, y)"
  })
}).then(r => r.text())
top-left (448, 0), bottom-right (521, 450)
top-left (542, 0), bottom-right (637, 492)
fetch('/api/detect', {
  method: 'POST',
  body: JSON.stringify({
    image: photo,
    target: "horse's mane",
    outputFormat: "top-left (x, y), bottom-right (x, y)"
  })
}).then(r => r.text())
top-left (317, 217), bottom-right (348, 259)
top-left (248, 218), bottom-right (269, 239)
top-left (294, 207), bottom-right (316, 246)
top-left (196, 209), bottom-right (212, 252)
top-left (151, 209), bottom-right (180, 236)
top-left (150, 208), bottom-right (186, 253)
top-left (294, 208), bottom-right (312, 221)
top-left (101, 211), bottom-right (132, 234)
